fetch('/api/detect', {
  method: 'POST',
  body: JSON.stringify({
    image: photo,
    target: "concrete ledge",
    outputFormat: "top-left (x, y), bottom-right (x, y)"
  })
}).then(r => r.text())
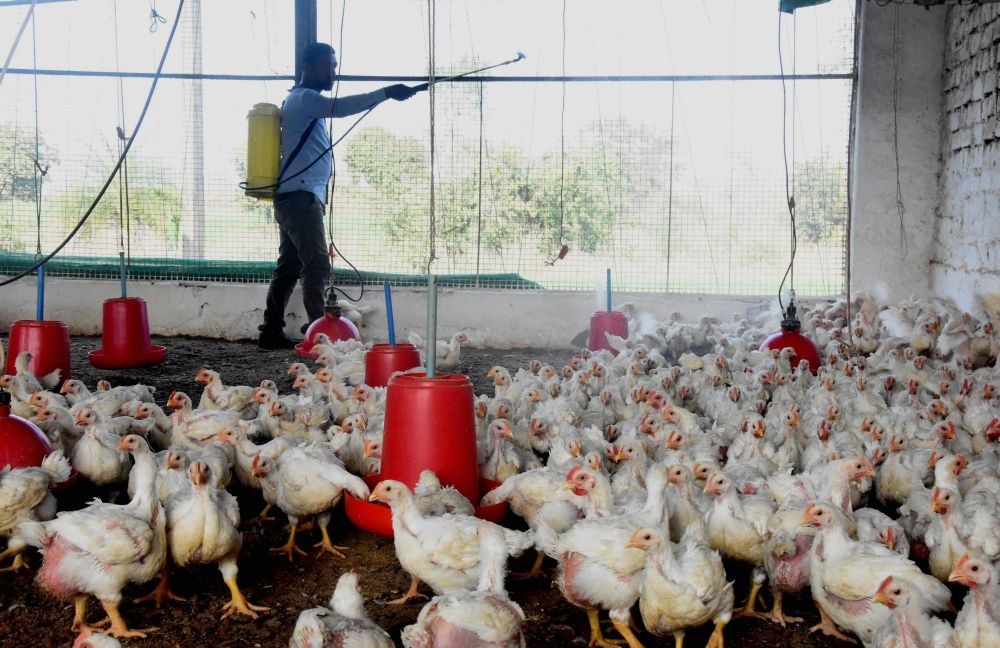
top-left (0, 277), bottom-right (785, 349)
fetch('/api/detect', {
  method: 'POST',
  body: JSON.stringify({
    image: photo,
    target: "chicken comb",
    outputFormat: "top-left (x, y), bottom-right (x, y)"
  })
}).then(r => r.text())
top-left (876, 575), bottom-right (894, 592)
top-left (566, 465), bottom-right (584, 482)
top-left (954, 554), bottom-right (970, 571)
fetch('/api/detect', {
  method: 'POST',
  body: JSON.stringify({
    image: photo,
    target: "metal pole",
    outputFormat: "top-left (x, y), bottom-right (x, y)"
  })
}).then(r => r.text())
top-left (384, 281), bottom-right (395, 345)
top-left (118, 250), bottom-right (127, 298)
top-left (35, 264), bottom-right (44, 320)
top-left (426, 274), bottom-right (437, 377)
top-left (294, 0), bottom-right (317, 83)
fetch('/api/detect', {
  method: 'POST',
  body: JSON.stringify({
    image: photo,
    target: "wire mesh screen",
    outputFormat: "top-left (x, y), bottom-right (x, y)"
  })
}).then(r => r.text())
top-left (0, 0), bottom-right (854, 295)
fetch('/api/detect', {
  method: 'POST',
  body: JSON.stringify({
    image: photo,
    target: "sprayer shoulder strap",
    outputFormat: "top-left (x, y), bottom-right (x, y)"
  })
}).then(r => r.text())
top-left (276, 117), bottom-right (320, 183)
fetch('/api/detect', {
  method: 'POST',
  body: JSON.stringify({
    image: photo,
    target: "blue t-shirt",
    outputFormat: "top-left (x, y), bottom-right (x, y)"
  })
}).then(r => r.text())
top-left (276, 85), bottom-right (387, 204)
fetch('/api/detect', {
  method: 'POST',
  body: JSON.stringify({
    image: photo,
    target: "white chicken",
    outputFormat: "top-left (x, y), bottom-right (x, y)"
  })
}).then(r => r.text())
top-left (0, 450), bottom-right (72, 572)
top-left (289, 572), bottom-right (393, 648)
top-left (20, 435), bottom-right (166, 638)
top-left (408, 331), bottom-right (471, 369)
top-left (949, 554), bottom-right (1000, 648)
top-left (369, 480), bottom-right (533, 605)
top-left (628, 526), bottom-right (733, 648)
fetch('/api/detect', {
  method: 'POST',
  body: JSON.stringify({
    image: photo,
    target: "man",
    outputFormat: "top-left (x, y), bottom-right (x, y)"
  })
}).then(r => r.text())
top-left (259, 42), bottom-right (416, 349)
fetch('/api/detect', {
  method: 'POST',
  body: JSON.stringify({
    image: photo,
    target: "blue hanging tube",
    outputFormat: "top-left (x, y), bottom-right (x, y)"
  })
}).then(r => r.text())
top-left (384, 282), bottom-right (396, 345)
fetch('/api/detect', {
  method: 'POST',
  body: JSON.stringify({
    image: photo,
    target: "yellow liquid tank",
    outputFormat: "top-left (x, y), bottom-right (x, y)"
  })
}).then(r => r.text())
top-left (245, 102), bottom-right (281, 199)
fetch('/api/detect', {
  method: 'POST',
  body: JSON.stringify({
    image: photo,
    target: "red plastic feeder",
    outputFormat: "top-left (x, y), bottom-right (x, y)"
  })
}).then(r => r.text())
top-left (345, 372), bottom-right (507, 536)
top-left (296, 312), bottom-right (360, 358)
top-left (364, 343), bottom-right (421, 387)
top-left (761, 325), bottom-right (821, 375)
top-left (0, 390), bottom-right (53, 468)
top-left (89, 297), bottom-right (166, 369)
top-left (588, 310), bottom-right (629, 355)
top-left (5, 320), bottom-right (71, 386)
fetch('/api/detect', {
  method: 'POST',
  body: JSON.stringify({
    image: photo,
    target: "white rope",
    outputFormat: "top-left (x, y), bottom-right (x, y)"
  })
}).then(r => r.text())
top-left (0, 0), bottom-right (39, 93)
top-left (426, 0), bottom-right (437, 274)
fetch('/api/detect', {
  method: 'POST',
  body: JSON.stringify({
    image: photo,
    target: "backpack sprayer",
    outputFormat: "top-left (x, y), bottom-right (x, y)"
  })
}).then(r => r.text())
top-left (242, 52), bottom-right (526, 200)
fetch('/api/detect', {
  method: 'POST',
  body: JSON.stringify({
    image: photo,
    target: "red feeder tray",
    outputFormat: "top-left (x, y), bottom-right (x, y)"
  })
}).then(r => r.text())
top-left (364, 343), bottom-right (421, 387)
top-left (345, 475), bottom-right (508, 537)
top-left (588, 310), bottom-right (628, 355)
top-left (0, 392), bottom-right (53, 469)
top-left (89, 297), bottom-right (166, 370)
top-left (296, 312), bottom-right (360, 358)
top-left (5, 320), bottom-right (71, 387)
top-left (761, 326), bottom-right (821, 376)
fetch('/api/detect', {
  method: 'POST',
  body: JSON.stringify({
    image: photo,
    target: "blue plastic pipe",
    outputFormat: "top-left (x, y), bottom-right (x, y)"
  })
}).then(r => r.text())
top-left (606, 268), bottom-right (612, 313)
top-left (36, 264), bottom-right (44, 320)
top-left (384, 282), bottom-right (396, 345)
top-left (426, 274), bottom-right (437, 378)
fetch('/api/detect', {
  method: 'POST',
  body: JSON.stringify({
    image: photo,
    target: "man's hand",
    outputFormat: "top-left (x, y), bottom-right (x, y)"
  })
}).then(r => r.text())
top-left (383, 84), bottom-right (417, 101)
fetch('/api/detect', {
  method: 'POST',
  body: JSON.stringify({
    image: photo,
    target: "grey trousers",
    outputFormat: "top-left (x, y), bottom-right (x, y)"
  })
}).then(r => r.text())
top-left (262, 190), bottom-right (331, 331)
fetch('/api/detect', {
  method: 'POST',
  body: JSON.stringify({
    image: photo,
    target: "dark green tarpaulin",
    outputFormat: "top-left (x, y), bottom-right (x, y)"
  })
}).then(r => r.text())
top-left (0, 252), bottom-right (542, 289)
top-left (780, 0), bottom-right (831, 13)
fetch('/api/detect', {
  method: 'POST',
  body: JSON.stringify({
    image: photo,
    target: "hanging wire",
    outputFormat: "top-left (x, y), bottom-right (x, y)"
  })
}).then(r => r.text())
top-left (0, 0), bottom-right (186, 288)
top-left (892, 4), bottom-right (908, 257)
top-left (475, 80), bottom-right (484, 287)
top-left (149, 0), bottom-right (168, 32)
top-left (844, 0), bottom-right (862, 353)
top-left (31, 8), bottom-right (44, 259)
top-left (777, 10), bottom-right (798, 315)
top-left (426, 0), bottom-right (437, 274)
top-left (113, 0), bottom-right (132, 273)
top-left (558, 0), bottom-right (567, 249)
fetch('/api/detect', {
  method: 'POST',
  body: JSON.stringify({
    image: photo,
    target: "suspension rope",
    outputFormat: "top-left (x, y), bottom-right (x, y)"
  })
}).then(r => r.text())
top-left (558, 0), bottom-right (567, 249)
top-left (892, 4), bottom-right (907, 257)
top-left (113, 0), bottom-right (132, 273)
top-left (777, 10), bottom-right (798, 315)
top-left (31, 9), bottom-right (43, 258)
top-left (475, 80), bottom-right (484, 286)
top-left (426, 0), bottom-right (437, 274)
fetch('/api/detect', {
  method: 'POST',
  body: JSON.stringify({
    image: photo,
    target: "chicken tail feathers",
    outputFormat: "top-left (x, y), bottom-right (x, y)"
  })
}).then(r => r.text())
top-left (501, 527), bottom-right (534, 558)
top-left (40, 368), bottom-right (61, 390)
top-left (41, 450), bottom-right (72, 484)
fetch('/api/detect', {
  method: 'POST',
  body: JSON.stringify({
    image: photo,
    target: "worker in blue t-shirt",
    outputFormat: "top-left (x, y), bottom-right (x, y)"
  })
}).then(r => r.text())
top-left (259, 42), bottom-right (416, 349)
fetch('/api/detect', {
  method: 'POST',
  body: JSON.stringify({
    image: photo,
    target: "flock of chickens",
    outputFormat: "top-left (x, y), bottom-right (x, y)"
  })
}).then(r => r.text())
top-left (0, 293), bottom-right (998, 647)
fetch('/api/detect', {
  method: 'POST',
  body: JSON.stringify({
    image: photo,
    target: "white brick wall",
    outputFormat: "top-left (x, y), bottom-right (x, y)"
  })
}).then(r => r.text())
top-left (936, 5), bottom-right (1000, 311)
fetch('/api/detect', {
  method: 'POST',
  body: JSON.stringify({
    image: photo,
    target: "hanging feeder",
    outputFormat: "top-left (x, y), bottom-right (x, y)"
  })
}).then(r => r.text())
top-left (89, 297), bottom-right (166, 369)
top-left (588, 268), bottom-right (628, 355)
top-left (760, 300), bottom-right (820, 375)
top-left (364, 283), bottom-right (420, 387)
top-left (6, 265), bottom-right (72, 386)
top-left (0, 389), bottom-right (52, 469)
top-left (345, 277), bottom-right (506, 536)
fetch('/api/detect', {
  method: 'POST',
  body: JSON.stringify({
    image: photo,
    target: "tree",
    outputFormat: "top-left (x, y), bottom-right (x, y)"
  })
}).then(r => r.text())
top-left (0, 123), bottom-right (57, 203)
top-left (794, 156), bottom-right (846, 243)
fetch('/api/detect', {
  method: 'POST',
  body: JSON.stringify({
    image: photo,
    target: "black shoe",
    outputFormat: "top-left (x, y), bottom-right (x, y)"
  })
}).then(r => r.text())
top-left (258, 329), bottom-right (298, 350)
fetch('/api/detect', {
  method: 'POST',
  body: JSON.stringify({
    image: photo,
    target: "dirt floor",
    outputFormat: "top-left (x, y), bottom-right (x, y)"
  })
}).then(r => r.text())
top-left (0, 335), bottom-right (848, 647)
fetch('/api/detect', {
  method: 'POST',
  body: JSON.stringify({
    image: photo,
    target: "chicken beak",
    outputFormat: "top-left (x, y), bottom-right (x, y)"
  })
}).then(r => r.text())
top-left (191, 462), bottom-right (207, 486)
top-left (931, 501), bottom-right (947, 514)
top-left (871, 591), bottom-right (894, 608)
top-left (626, 530), bottom-right (645, 549)
top-left (116, 437), bottom-right (129, 451)
top-left (368, 490), bottom-right (385, 504)
top-left (883, 528), bottom-right (895, 551)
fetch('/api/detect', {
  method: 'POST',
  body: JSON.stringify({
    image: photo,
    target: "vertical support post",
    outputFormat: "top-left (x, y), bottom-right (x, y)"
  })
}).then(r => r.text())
top-left (36, 264), bottom-right (44, 321)
top-left (118, 251), bottom-right (127, 298)
top-left (606, 268), bottom-right (612, 313)
top-left (294, 0), bottom-right (317, 83)
top-left (426, 274), bottom-right (437, 377)
top-left (384, 282), bottom-right (396, 345)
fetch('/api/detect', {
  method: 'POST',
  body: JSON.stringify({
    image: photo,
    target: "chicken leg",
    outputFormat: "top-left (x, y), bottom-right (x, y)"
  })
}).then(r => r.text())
top-left (586, 608), bottom-right (626, 647)
top-left (610, 617), bottom-right (645, 648)
top-left (312, 512), bottom-right (349, 559)
top-left (384, 574), bottom-right (428, 605)
top-left (97, 599), bottom-right (157, 639)
top-left (271, 522), bottom-right (307, 561)
top-left (219, 557), bottom-right (269, 619)
top-left (133, 564), bottom-right (187, 608)
top-left (767, 591), bottom-right (803, 626)
top-left (704, 620), bottom-right (726, 648)
top-left (511, 551), bottom-right (546, 580)
top-left (0, 551), bottom-right (26, 572)
top-left (243, 503), bottom-right (274, 526)
top-left (71, 595), bottom-right (89, 632)
top-left (809, 607), bottom-right (857, 644)
top-left (733, 566), bottom-right (769, 619)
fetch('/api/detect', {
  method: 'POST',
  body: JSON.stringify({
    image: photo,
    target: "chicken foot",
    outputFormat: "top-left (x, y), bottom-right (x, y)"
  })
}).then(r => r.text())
top-left (94, 599), bottom-right (157, 639)
top-left (586, 608), bottom-right (626, 647)
top-left (704, 620), bottom-right (727, 648)
top-left (383, 574), bottom-right (429, 605)
top-left (242, 503), bottom-right (275, 527)
top-left (313, 513), bottom-right (349, 559)
top-left (133, 565), bottom-right (187, 608)
top-left (511, 551), bottom-right (547, 580)
top-left (609, 617), bottom-right (646, 648)
top-left (767, 591), bottom-right (803, 626)
top-left (270, 523), bottom-right (307, 562)
top-left (221, 577), bottom-right (270, 619)
top-left (808, 607), bottom-right (857, 644)
top-left (733, 567), bottom-right (769, 619)
top-left (0, 550), bottom-right (26, 572)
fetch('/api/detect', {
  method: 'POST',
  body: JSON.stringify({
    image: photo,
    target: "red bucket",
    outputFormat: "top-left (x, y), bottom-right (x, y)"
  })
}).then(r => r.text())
top-left (345, 475), bottom-right (508, 537)
top-left (296, 312), bottom-right (360, 358)
top-left (364, 343), bottom-right (421, 387)
top-left (89, 297), bottom-right (166, 369)
top-left (5, 320), bottom-right (71, 386)
top-left (378, 372), bottom-right (479, 502)
top-left (588, 310), bottom-right (628, 355)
